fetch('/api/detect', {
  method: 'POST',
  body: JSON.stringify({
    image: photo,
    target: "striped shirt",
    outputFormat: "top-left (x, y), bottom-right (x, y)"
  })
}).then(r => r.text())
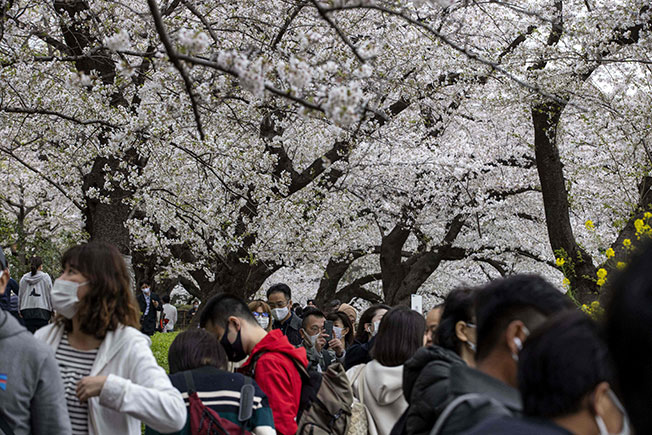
top-left (55, 332), bottom-right (99, 435)
top-left (144, 366), bottom-right (275, 435)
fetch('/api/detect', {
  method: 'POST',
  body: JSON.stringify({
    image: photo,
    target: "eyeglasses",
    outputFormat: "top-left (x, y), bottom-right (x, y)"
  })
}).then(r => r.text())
top-left (267, 300), bottom-right (288, 309)
top-left (252, 312), bottom-right (270, 318)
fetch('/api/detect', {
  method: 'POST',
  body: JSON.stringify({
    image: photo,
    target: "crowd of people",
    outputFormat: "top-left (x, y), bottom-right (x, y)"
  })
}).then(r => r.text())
top-left (0, 240), bottom-right (651, 435)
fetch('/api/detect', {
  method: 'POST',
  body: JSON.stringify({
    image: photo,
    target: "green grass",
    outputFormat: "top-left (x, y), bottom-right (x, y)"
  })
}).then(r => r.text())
top-left (150, 331), bottom-right (181, 374)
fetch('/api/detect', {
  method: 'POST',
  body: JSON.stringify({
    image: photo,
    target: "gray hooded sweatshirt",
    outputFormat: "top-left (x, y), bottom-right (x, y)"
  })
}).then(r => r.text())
top-left (18, 271), bottom-right (53, 317)
top-left (0, 308), bottom-right (72, 434)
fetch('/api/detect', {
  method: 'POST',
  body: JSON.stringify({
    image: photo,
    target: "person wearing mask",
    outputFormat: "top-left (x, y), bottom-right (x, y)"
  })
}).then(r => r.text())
top-left (347, 307), bottom-right (426, 435)
top-left (145, 329), bottom-right (276, 435)
top-left (604, 241), bottom-right (652, 434)
top-left (338, 303), bottom-right (358, 329)
top-left (428, 274), bottom-right (571, 435)
top-left (0, 275), bottom-right (23, 325)
top-left (327, 311), bottom-right (355, 352)
top-left (0, 275), bottom-right (18, 311)
top-left (0, 248), bottom-right (72, 435)
top-left (424, 303), bottom-right (444, 347)
top-left (397, 288), bottom-right (476, 435)
top-left (267, 283), bottom-right (303, 346)
top-left (137, 281), bottom-right (162, 336)
top-left (201, 293), bottom-right (308, 435)
top-left (465, 310), bottom-right (628, 434)
top-left (18, 256), bottom-right (53, 333)
top-left (161, 295), bottom-right (178, 332)
top-left (249, 300), bottom-right (273, 332)
top-left (188, 299), bottom-right (200, 318)
top-left (35, 242), bottom-right (186, 435)
top-left (344, 304), bottom-right (390, 370)
top-left (300, 308), bottom-right (338, 372)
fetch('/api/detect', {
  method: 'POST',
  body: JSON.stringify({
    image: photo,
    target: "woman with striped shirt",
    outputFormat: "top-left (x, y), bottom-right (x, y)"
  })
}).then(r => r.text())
top-left (146, 329), bottom-right (276, 435)
top-left (36, 242), bottom-right (186, 435)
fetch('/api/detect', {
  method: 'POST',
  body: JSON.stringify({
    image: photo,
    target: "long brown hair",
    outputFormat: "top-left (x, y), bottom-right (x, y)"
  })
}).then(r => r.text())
top-left (60, 241), bottom-right (140, 338)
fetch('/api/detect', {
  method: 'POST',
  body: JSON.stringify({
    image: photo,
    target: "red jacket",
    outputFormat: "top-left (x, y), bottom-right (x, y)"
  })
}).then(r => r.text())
top-left (241, 329), bottom-right (308, 435)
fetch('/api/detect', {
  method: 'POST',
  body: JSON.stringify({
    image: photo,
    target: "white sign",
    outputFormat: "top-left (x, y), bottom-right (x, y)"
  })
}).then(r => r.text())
top-left (411, 294), bottom-right (423, 314)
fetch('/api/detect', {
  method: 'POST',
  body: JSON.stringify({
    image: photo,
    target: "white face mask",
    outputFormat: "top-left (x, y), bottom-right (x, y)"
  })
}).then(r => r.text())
top-left (303, 329), bottom-right (319, 348)
top-left (52, 279), bottom-right (89, 319)
top-left (595, 390), bottom-right (631, 435)
top-left (272, 306), bottom-right (289, 321)
top-left (367, 320), bottom-right (381, 337)
top-left (256, 316), bottom-right (270, 329)
top-left (142, 287), bottom-right (151, 295)
top-left (333, 326), bottom-right (343, 340)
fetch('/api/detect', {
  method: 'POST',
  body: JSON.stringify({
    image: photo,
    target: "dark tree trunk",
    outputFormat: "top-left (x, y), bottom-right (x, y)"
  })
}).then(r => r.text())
top-left (532, 102), bottom-right (597, 304)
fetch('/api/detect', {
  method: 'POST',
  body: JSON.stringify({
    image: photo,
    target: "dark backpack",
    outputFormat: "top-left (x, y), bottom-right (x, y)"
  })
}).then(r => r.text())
top-left (183, 371), bottom-right (255, 435)
top-left (250, 351), bottom-right (355, 434)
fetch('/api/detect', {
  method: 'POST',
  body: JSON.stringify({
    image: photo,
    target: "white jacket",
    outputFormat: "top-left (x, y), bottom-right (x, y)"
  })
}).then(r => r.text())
top-left (347, 361), bottom-right (408, 435)
top-left (36, 323), bottom-right (186, 435)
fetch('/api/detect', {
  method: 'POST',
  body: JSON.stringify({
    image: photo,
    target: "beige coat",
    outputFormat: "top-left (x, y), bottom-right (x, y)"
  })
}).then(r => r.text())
top-left (347, 360), bottom-right (408, 435)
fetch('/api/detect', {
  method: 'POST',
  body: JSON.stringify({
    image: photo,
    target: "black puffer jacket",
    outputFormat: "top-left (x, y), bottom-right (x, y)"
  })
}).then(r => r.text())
top-left (402, 346), bottom-right (466, 435)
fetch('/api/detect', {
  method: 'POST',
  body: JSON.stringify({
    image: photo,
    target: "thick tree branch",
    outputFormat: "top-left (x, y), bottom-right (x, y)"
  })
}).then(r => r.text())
top-left (147, 0), bottom-right (205, 140)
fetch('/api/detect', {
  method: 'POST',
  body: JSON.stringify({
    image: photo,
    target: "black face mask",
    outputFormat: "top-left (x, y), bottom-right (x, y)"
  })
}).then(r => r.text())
top-left (220, 325), bottom-right (247, 362)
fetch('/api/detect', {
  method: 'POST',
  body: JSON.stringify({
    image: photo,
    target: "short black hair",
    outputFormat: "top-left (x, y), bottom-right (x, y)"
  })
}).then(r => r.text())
top-left (168, 329), bottom-right (227, 374)
top-left (435, 287), bottom-right (475, 354)
top-left (372, 306), bottom-right (426, 367)
top-left (475, 274), bottom-right (571, 361)
top-left (162, 295), bottom-right (170, 304)
top-left (141, 281), bottom-right (151, 287)
top-left (605, 241), bottom-right (652, 434)
top-left (266, 283), bottom-right (291, 300)
top-left (199, 293), bottom-right (257, 329)
top-left (519, 311), bottom-right (612, 418)
top-left (307, 299), bottom-right (315, 304)
top-left (355, 303), bottom-right (391, 343)
top-left (301, 307), bottom-right (325, 329)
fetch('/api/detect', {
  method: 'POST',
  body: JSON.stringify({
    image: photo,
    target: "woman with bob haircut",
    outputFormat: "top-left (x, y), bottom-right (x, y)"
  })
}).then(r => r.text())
top-left (35, 241), bottom-right (186, 435)
top-left (347, 306), bottom-right (426, 435)
top-left (146, 329), bottom-right (275, 435)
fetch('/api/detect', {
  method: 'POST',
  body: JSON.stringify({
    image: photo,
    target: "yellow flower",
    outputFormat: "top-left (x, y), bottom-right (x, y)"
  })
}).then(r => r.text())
top-left (635, 219), bottom-right (645, 233)
top-left (596, 268), bottom-right (607, 279)
top-left (591, 301), bottom-right (600, 308)
top-left (585, 220), bottom-right (595, 231)
top-left (556, 257), bottom-right (565, 267)
top-left (597, 278), bottom-right (606, 286)
top-left (623, 239), bottom-right (631, 247)
top-left (645, 212), bottom-right (652, 219)
top-left (617, 261), bottom-right (626, 270)
top-left (605, 248), bottom-right (615, 258)
top-left (562, 277), bottom-right (570, 287)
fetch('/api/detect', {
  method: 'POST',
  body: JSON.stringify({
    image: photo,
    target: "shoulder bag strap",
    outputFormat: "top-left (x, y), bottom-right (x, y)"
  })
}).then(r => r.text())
top-left (352, 364), bottom-right (367, 404)
top-left (429, 393), bottom-right (485, 435)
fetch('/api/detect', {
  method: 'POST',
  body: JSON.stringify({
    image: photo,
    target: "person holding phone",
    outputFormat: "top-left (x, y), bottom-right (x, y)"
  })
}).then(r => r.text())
top-left (327, 311), bottom-right (354, 358)
top-left (300, 307), bottom-right (338, 373)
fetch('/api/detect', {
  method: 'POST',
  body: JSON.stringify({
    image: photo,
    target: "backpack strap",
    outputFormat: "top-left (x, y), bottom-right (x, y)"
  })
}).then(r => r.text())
top-left (429, 393), bottom-right (492, 435)
top-left (183, 371), bottom-right (196, 394)
top-left (239, 376), bottom-right (255, 423)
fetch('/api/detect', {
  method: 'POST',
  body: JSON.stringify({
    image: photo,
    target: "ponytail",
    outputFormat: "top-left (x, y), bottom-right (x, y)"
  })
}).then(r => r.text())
top-left (30, 256), bottom-right (43, 276)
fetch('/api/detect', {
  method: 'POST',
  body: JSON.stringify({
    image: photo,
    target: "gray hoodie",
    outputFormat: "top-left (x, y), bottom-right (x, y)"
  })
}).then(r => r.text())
top-left (0, 308), bottom-right (71, 434)
top-left (18, 271), bottom-right (53, 313)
